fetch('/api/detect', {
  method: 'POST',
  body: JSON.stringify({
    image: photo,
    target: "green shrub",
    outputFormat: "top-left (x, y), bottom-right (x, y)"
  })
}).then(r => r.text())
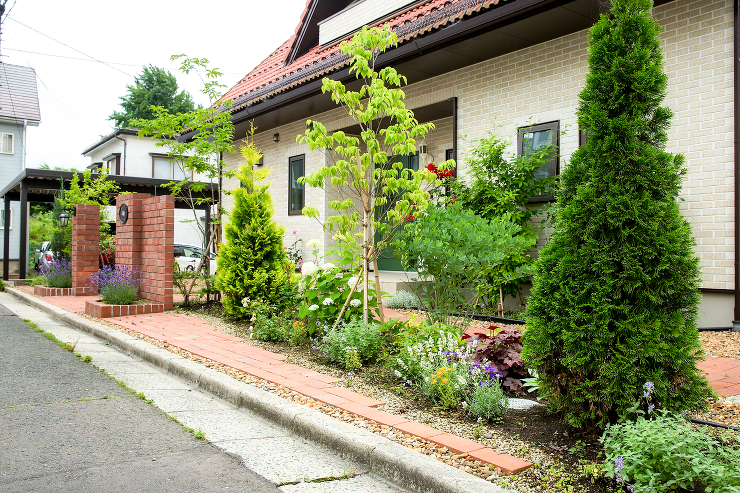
top-left (468, 380), bottom-right (508, 423)
top-left (384, 290), bottom-right (419, 310)
top-left (602, 411), bottom-right (740, 492)
top-left (395, 202), bottom-right (528, 325)
top-left (252, 314), bottom-right (290, 343)
top-left (320, 318), bottom-right (384, 369)
top-left (41, 259), bottom-right (72, 288)
top-left (521, 0), bottom-right (711, 428)
top-left (217, 165), bottom-right (291, 318)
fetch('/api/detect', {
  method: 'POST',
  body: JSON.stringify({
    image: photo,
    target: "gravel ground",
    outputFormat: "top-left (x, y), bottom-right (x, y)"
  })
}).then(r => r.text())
top-left (700, 330), bottom-right (740, 360)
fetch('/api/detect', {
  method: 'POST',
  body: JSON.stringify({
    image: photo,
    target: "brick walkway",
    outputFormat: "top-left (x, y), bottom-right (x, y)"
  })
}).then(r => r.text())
top-left (16, 285), bottom-right (740, 398)
top-left (12, 286), bottom-right (531, 475)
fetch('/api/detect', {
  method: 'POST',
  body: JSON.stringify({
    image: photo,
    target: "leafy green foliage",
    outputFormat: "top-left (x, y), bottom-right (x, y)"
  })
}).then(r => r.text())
top-left (394, 202), bottom-right (528, 325)
top-left (298, 263), bottom-right (376, 327)
top-left (109, 65), bottom-right (195, 128)
top-left (319, 318), bottom-right (384, 369)
top-left (216, 163), bottom-right (291, 318)
top-left (522, 0), bottom-right (711, 429)
top-left (468, 380), bottom-right (508, 423)
top-left (297, 25), bottom-right (446, 321)
top-left (601, 411), bottom-right (740, 492)
top-left (252, 314), bottom-right (291, 343)
top-left (453, 129), bottom-right (555, 302)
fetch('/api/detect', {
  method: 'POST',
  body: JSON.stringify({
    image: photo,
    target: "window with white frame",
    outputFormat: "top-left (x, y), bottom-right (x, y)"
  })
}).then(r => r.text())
top-left (152, 156), bottom-right (189, 180)
top-left (0, 133), bottom-right (14, 154)
top-left (0, 208), bottom-right (12, 229)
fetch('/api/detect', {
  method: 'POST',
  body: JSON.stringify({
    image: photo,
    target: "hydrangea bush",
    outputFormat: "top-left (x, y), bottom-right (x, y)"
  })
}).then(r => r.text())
top-left (298, 239), bottom-right (377, 330)
top-left (90, 264), bottom-right (141, 305)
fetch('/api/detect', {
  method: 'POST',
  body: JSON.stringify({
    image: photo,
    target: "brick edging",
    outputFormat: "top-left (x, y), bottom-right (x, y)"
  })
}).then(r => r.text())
top-left (85, 300), bottom-right (164, 318)
top-left (33, 285), bottom-right (74, 297)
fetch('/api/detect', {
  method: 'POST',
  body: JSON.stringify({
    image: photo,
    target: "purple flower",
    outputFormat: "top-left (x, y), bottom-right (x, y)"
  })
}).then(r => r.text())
top-left (643, 381), bottom-right (655, 398)
top-left (648, 404), bottom-right (655, 413)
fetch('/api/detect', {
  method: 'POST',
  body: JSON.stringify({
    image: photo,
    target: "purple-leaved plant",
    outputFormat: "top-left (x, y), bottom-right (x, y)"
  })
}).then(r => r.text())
top-left (89, 264), bottom-right (141, 305)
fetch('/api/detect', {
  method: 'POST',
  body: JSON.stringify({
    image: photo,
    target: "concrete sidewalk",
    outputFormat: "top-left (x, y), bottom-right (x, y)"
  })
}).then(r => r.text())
top-left (0, 300), bottom-right (280, 493)
top-left (0, 291), bottom-right (512, 493)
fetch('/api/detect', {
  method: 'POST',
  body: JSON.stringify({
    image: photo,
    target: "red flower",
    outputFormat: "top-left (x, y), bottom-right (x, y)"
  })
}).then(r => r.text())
top-left (406, 214), bottom-right (414, 222)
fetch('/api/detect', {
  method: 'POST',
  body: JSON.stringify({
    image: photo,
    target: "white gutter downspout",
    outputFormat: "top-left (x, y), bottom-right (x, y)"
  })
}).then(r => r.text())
top-left (22, 119), bottom-right (27, 169)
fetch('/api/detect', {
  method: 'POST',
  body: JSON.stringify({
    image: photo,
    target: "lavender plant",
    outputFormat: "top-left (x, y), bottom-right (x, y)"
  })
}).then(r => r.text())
top-left (41, 259), bottom-right (72, 288)
top-left (90, 264), bottom-right (141, 305)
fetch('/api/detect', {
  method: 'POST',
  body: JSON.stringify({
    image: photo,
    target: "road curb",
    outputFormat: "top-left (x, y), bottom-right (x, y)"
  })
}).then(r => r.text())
top-left (4, 288), bottom-right (515, 493)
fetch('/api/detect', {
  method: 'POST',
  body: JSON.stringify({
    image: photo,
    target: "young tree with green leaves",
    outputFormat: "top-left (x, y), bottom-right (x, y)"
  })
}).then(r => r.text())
top-left (110, 65), bottom-right (196, 128)
top-left (298, 25), bottom-right (450, 323)
top-left (134, 55), bottom-right (236, 301)
top-left (216, 144), bottom-right (291, 318)
top-left (521, 0), bottom-right (711, 429)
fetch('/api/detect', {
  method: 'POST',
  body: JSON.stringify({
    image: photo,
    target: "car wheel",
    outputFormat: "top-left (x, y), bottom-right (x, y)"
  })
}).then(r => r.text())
top-left (185, 265), bottom-right (195, 272)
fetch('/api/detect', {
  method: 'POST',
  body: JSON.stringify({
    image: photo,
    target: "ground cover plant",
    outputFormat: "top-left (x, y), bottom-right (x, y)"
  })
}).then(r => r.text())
top-left (522, 0), bottom-right (711, 429)
top-left (384, 290), bottom-right (419, 310)
top-left (90, 264), bottom-right (141, 305)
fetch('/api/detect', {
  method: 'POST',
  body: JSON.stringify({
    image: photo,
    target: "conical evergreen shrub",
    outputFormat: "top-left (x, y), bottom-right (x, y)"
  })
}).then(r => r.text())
top-left (522, 0), bottom-right (711, 429)
top-left (216, 165), bottom-right (291, 318)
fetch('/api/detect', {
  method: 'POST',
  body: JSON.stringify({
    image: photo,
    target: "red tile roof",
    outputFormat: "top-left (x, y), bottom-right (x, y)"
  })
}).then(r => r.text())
top-left (220, 0), bottom-right (509, 112)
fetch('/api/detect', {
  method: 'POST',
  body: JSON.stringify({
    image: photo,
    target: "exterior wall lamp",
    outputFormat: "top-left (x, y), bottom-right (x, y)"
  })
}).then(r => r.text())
top-left (58, 206), bottom-right (76, 228)
top-left (273, 133), bottom-right (280, 143)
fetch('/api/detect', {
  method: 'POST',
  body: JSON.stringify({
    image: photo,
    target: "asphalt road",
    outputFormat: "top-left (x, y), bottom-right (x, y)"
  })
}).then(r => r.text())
top-left (0, 302), bottom-right (281, 493)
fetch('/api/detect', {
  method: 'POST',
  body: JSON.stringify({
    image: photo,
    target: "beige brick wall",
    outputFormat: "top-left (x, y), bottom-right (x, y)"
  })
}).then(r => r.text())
top-left (225, 0), bottom-right (734, 290)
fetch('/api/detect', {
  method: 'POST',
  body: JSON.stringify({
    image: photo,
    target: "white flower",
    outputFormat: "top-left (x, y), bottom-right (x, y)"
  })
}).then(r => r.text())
top-left (241, 297), bottom-right (250, 307)
top-left (348, 276), bottom-right (359, 288)
top-left (350, 298), bottom-right (361, 308)
top-left (321, 262), bottom-right (336, 271)
top-left (301, 261), bottom-right (319, 276)
top-left (308, 304), bottom-right (319, 311)
top-left (307, 239), bottom-right (322, 250)
top-left (322, 297), bottom-right (333, 306)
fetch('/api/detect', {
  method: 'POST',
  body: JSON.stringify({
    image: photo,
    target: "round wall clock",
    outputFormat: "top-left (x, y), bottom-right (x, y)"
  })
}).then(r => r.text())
top-left (119, 203), bottom-right (129, 224)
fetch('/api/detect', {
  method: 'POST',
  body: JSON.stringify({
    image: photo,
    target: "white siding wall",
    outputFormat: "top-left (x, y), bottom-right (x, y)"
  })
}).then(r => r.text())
top-left (0, 120), bottom-right (26, 260)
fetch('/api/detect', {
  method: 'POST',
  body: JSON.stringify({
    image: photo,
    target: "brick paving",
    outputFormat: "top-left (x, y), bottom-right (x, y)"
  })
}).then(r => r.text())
top-left (14, 285), bottom-right (740, 473)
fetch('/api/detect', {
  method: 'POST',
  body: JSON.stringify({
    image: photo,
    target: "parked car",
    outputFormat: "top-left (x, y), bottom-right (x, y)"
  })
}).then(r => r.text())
top-left (174, 244), bottom-right (217, 275)
top-left (34, 241), bottom-right (53, 271)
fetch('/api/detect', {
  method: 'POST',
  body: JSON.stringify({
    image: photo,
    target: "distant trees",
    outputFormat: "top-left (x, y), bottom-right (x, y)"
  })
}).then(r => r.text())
top-left (109, 65), bottom-right (196, 128)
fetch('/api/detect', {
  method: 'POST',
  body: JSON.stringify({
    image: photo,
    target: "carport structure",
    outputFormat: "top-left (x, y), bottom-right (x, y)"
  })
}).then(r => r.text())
top-left (0, 168), bottom-right (219, 280)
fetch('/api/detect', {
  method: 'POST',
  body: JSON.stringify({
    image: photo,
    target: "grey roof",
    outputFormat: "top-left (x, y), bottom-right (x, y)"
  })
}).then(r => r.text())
top-left (0, 63), bottom-right (41, 123)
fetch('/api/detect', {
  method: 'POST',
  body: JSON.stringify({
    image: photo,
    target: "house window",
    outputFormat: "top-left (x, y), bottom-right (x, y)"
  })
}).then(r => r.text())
top-left (105, 154), bottom-right (121, 175)
top-left (518, 121), bottom-right (559, 202)
top-left (0, 133), bottom-right (13, 154)
top-left (152, 156), bottom-right (189, 180)
top-left (0, 208), bottom-right (12, 229)
top-left (289, 155), bottom-right (305, 215)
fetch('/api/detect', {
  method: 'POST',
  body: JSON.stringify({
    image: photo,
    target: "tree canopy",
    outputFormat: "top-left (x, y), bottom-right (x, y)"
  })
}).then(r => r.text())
top-left (109, 65), bottom-right (196, 128)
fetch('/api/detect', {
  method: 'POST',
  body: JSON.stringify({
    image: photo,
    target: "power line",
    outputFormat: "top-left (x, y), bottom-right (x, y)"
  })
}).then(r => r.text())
top-left (7, 17), bottom-right (135, 78)
top-left (1, 47), bottom-right (247, 75)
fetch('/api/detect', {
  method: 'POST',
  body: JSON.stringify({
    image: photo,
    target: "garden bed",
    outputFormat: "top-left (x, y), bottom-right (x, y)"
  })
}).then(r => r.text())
top-left (85, 300), bottom-right (163, 318)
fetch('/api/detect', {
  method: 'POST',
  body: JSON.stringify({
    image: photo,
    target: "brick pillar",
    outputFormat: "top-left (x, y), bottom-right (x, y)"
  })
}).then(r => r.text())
top-left (140, 195), bottom-right (174, 309)
top-left (72, 204), bottom-right (100, 296)
top-left (115, 193), bottom-right (149, 274)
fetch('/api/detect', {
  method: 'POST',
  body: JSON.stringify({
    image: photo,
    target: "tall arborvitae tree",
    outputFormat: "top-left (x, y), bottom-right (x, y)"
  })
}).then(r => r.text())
top-left (521, 0), bottom-right (711, 429)
top-left (216, 146), bottom-right (291, 318)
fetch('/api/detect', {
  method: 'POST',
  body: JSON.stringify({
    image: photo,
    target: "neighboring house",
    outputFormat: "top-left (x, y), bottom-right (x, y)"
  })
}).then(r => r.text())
top-left (215, 0), bottom-right (736, 328)
top-left (81, 129), bottom-right (212, 248)
top-left (0, 63), bottom-right (41, 277)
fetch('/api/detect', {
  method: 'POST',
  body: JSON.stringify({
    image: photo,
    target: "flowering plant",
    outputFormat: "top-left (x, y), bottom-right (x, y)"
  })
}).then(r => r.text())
top-left (90, 264), bottom-right (141, 305)
top-left (318, 318), bottom-right (383, 369)
top-left (286, 231), bottom-right (303, 270)
top-left (40, 258), bottom-right (72, 288)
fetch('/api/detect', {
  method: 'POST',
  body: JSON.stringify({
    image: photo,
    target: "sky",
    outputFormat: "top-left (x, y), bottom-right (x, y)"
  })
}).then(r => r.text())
top-left (0, 0), bottom-right (308, 170)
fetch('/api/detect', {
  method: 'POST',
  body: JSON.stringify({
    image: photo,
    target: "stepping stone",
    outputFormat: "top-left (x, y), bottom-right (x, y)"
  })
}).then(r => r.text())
top-left (508, 398), bottom-right (541, 410)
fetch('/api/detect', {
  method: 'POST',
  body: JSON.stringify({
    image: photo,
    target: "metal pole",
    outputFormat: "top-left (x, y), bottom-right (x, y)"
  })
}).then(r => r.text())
top-left (2, 195), bottom-right (10, 281)
top-left (19, 186), bottom-right (28, 280)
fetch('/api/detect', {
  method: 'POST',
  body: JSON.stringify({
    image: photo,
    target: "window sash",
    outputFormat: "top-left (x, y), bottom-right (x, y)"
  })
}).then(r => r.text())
top-left (0, 133), bottom-right (13, 154)
top-left (289, 155), bottom-right (305, 215)
top-left (517, 121), bottom-right (559, 201)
